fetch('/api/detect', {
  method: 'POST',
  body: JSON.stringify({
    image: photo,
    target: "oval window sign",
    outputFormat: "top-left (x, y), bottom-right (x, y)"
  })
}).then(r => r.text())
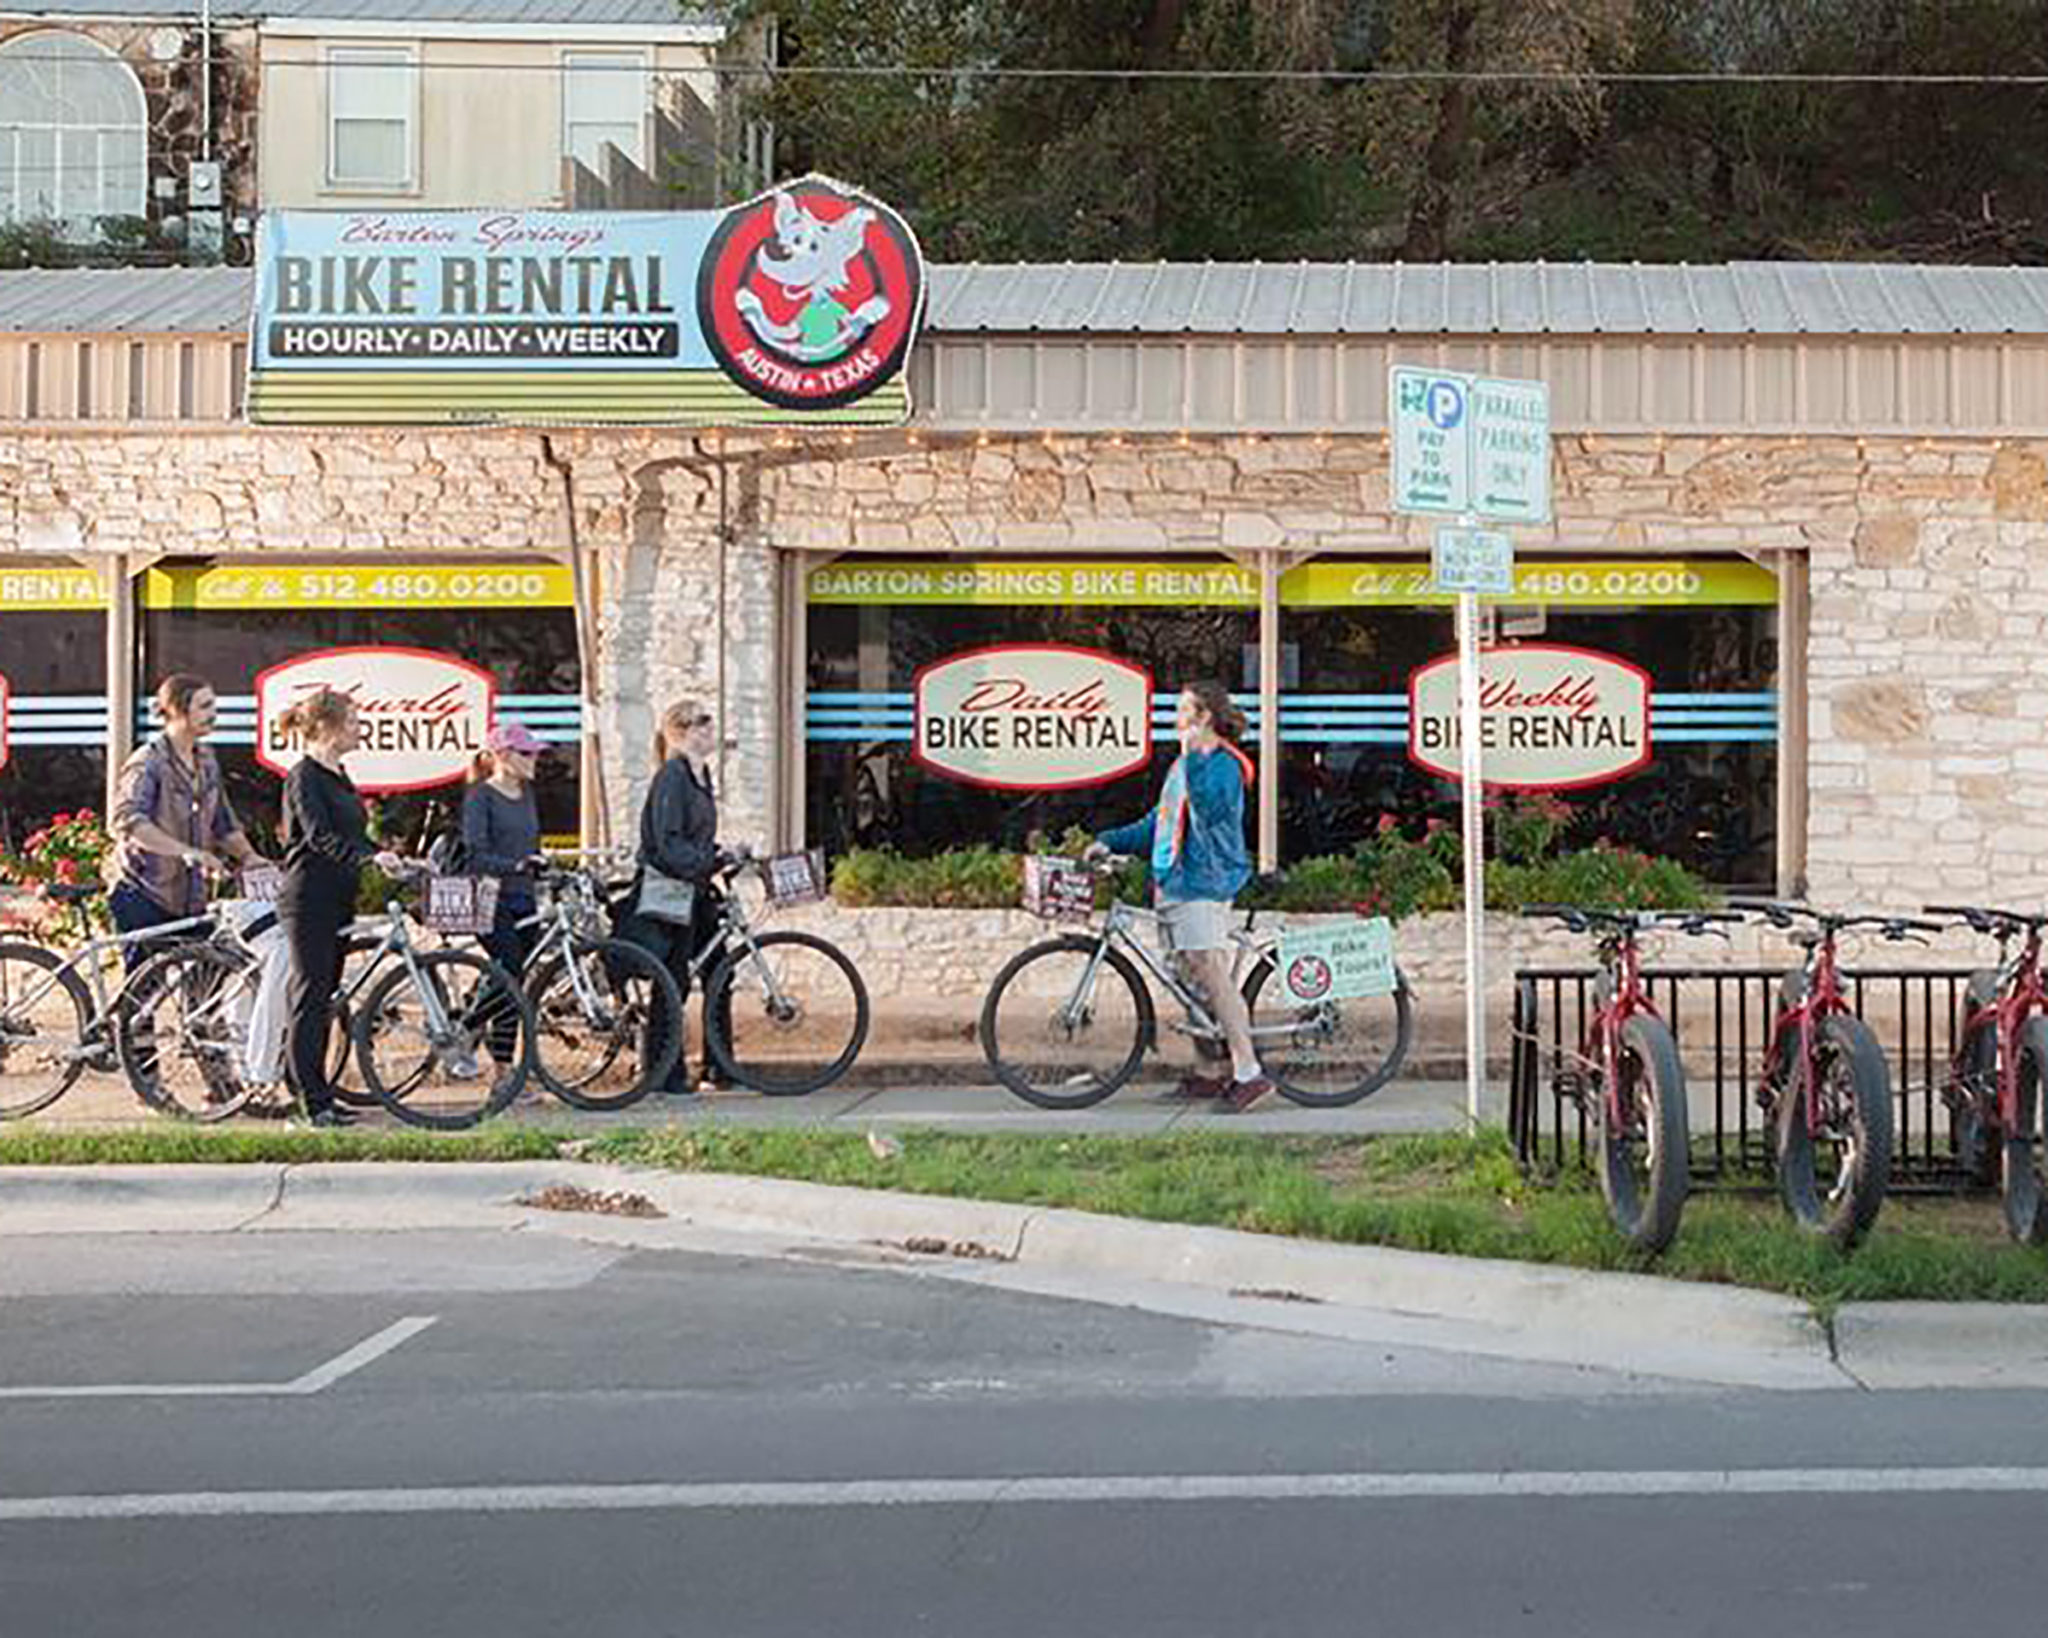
top-left (256, 646), bottom-right (495, 794)
top-left (913, 644), bottom-right (1153, 792)
top-left (1408, 643), bottom-right (1652, 790)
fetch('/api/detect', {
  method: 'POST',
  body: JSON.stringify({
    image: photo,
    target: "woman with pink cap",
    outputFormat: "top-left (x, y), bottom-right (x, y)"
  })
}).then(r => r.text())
top-left (464, 721), bottom-right (547, 1056)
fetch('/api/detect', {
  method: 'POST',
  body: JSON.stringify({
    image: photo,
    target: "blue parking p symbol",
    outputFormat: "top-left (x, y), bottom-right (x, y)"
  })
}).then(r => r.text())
top-left (1427, 380), bottom-right (1464, 431)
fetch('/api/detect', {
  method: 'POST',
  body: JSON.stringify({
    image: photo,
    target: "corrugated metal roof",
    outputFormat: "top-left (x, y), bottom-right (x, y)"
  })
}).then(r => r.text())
top-left (3, 2), bottom-right (718, 24)
top-left (928, 260), bottom-right (2048, 337)
top-left (6, 261), bottom-right (2048, 337)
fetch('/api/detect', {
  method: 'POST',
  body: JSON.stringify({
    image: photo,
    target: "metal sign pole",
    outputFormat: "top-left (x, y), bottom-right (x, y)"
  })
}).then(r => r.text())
top-left (1456, 577), bottom-right (1486, 1133)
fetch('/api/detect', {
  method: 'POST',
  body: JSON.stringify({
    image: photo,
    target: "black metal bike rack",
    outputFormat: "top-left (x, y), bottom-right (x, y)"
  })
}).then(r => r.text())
top-left (1509, 966), bottom-right (1981, 1191)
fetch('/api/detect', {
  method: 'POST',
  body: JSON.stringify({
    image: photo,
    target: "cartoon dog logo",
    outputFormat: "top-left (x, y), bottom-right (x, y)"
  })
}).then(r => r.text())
top-left (698, 175), bottom-right (926, 413)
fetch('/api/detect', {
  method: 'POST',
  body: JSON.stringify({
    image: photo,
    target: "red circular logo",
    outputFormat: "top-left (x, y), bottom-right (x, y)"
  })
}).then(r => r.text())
top-left (1287, 954), bottom-right (1333, 1002)
top-left (697, 178), bottom-right (925, 412)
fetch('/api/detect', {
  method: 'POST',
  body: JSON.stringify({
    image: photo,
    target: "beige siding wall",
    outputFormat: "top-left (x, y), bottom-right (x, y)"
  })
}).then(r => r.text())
top-left (257, 37), bottom-right (714, 210)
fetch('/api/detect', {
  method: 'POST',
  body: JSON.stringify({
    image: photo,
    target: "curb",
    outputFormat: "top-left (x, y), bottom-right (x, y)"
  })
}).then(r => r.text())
top-left (1, 1160), bottom-right (1839, 1387)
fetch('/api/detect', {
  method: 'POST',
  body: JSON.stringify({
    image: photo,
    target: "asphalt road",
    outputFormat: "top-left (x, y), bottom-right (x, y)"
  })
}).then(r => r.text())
top-left (3, 1228), bottom-right (2046, 1636)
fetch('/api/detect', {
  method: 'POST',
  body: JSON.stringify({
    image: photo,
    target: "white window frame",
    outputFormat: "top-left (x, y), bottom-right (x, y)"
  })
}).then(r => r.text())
top-left (324, 43), bottom-right (419, 193)
top-left (560, 48), bottom-right (650, 175)
top-left (0, 30), bottom-right (148, 226)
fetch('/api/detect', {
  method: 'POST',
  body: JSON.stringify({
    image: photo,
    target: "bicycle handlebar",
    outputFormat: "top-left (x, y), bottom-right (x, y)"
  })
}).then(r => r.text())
top-left (1521, 905), bottom-right (1742, 937)
top-left (1731, 899), bottom-right (1945, 938)
top-left (1925, 904), bottom-right (2048, 936)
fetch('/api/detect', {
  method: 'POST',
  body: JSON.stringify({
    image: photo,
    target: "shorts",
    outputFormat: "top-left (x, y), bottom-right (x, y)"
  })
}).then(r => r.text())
top-left (1157, 896), bottom-right (1230, 954)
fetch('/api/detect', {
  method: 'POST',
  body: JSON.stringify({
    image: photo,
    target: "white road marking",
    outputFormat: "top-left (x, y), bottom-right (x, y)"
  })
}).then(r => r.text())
top-left (0, 1316), bottom-right (438, 1401)
top-left (1, 1466), bottom-right (2046, 1522)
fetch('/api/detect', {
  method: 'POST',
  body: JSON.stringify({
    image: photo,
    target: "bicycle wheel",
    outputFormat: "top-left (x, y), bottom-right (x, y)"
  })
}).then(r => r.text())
top-left (1240, 957), bottom-right (1413, 1107)
top-left (2004, 1018), bottom-right (2048, 1245)
top-left (706, 931), bottom-right (869, 1095)
top-left (1778, 1010), bottom-right (1892, 1251)
top-left (1949, 971), bottom-right (2002, 1186)
top-left (980, 935), bottom-right (1151, 1110)
top-left (352, 949), bottom-right (529, 1129)
top-left (526, 938), bottom-right (682, 1111)
top-left (115, 941), bottom-right (260, 1123)
top-left (0, 940), bottom-right (93, 1119)
top-left (1598, 1012), bottom-right (1689, 1255)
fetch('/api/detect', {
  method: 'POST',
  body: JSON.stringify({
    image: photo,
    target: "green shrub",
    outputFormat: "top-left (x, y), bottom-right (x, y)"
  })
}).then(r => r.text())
top-left (1489, 845), bottom-right (1711, 911)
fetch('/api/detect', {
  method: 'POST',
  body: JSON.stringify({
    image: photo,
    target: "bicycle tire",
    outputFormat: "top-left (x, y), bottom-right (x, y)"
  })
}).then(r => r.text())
top-left (980, 935), bottom-right (1152, 1110)
top-left (352, 948), bottom-right (529, 1130)
top-left (706, 931), bottom-right (869, 1096)
top-left (115, 940), bottom-right (260, 1123)
top-left (1950, 971), bottom-right (2002, 1187)
top-left (1598, 1012), bottom-right (1690, 1255)
top-left (526, 938), bottom-right (682, 1112)
top-left (0, 939), bottom-right (93, 1119)
top-left (329, 927), bottom-right (386, 1110)
top-left (2005, 1018), bottom-right (2048, 1245)
top-left (1778, 1009), bottom-right (1892, 1251)
top-left (1239, 958), bottom-right (1413, 1108)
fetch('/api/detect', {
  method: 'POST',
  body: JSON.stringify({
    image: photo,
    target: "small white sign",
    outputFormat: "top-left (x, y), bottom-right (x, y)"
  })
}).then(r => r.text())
top-left (913, 644), bottom-right (1153, 792)
top-left (1432, 527), bottom-right (1515, 596)
top-left (1277, 918), bottom-right (1398, 1003)
top-left (1469, 375), bottom-right (1552, 524)
top-left (1408, 643), bottom-right (1652, 790)
top-left (256, 646), bottom-right (494, 794)
top-left (1390, 366), bottom-right (1471, 515)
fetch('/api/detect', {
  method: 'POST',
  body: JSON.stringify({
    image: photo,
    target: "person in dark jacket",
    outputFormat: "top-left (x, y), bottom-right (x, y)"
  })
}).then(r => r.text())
top-left (276, 688), bottom-right (401, 1127)
top-left (462, 721), bottom-right (546, 1064)
top-left (623, 698), bottom-right (731, 1096)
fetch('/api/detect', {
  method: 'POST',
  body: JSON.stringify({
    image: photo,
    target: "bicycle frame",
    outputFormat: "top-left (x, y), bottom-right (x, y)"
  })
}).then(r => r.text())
top-left (339, 903), bottom-right (460, 1044)
top-left (1581, 929), bottom-right (1664, 1136)
top-left (3, 909), bottom-right (216, 1063)
top-left (1953, 921), bottom-right (2047, 1139)
top-left (1052, 900), bottom-right (1287, 1046)
top-left (1762, 929), bottom-right (1854, 1142)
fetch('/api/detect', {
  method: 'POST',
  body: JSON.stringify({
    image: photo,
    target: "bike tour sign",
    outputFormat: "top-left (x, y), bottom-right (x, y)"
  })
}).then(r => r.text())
top-left (1277, 917), bottom-right (1398, 1004)
top-left (913, 645), bottom-right (1153, 792)
top-left (1408, 644), bottom-right (1652, 790)
top-left (247, 175), bottom-right (925, 426)
top-left (255, 646), bottom-right (494, 794)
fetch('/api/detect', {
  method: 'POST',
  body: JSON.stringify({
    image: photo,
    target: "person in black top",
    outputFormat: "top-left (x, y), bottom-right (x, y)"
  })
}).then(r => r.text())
top-left (623, 698), bottom-right (731, 1096)
top-left (462, 721), bottom-right (546, 1065)
top-left (276, 688), bottom-right (401, 1126)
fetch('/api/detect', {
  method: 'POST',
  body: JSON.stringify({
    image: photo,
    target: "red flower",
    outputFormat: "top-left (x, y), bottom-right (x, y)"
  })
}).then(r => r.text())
top-left (54, 859), bottom-right (78, 884)
top-left (1376, 814), bottom-right (1398, 837)
top-left (24, 831), bottom-right (47, 853)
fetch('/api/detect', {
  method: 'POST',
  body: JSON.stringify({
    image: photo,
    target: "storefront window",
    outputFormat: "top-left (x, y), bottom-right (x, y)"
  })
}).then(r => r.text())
top-left (805, 558), bottom-right (1258, 856)
top-left (136, 559), bottom-right (583, 851)
top-left (0, 562), bottom-right (108, 850)
top-left (1279, 557), bottom-right (1778, 885)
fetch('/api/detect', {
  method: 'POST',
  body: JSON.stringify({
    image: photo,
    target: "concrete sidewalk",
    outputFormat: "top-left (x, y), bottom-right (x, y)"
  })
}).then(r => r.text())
top-left (22, 1072), bottom-right (1508, 1134)
top-left (1, 1160), bottom-right (2041, 1392)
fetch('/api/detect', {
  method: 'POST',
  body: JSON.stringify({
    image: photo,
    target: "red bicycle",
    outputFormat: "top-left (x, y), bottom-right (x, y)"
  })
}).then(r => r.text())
top-left (1523, 906), bottom-right (1737, 1255)
top-left (1733, 902), bottom-right (1930, 1250)
top-left (1924, 905), bottom-right (2048, 1244)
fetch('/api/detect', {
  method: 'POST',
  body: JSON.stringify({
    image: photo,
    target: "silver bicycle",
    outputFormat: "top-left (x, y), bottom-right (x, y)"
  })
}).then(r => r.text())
top-left (980, 857), bottom-right (1414, 1110)
top-left (0, 882), bottom-right (219, 1120)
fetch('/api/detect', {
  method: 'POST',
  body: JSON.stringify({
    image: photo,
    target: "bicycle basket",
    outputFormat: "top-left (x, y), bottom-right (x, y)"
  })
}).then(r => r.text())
top-left (1022, 856), bottom-right (1096, 922)
top-left (763, 847), bottom-right (829, 908)
top-left (422, 874), bottom-right (500, 936)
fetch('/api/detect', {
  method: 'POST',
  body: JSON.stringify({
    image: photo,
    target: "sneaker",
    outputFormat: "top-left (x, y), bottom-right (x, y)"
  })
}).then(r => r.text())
top-left (1162, 1072), bottom-right (1230, 1102)
top-left (444, 1048), bottom-right (482, 1081)
top-left (1217, 1075), bottom-right (1277, 1114)
top-left (309, 1106), bottom-right (359, 1129)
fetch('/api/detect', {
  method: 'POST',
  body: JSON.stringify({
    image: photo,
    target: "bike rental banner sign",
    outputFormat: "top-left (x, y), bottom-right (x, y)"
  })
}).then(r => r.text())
top-left (246, 174), bottom-right (926, 427)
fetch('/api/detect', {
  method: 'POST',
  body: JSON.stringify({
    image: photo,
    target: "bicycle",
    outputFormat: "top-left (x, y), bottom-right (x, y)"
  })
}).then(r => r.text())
top-left (1923, 904), bottom-right (2048, 1244)
top-left (1732, 900), bottom-right (1932, 1250)
top-left (513, 854), bottom-right (684, 1111)
top-left (641, 847), bottom-right (869, 1096)
top-left (332, 863), bottom-right (536, 1129)
top-left (1521, 905), bottom-right (1738, 1254)
top-left (0, 882), bottom-right (219, 1120)
top-left (980, 856), bottom-right (1413, 1111)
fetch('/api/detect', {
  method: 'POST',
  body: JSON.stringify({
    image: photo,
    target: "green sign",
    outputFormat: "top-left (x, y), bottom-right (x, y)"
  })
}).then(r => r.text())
top-left (1390, 367), bottom-right (1552, 525)
top-left (1276, 918), bottom-right (1398, 1004)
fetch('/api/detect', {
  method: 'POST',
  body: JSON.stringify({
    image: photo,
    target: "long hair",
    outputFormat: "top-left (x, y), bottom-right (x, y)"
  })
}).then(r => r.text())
top-left (279, 687), bottom-right (353, 744)
top-left (1184, 680), bottom-right (1248, 742)
top-left (653, 699), bottom-right (702, 770)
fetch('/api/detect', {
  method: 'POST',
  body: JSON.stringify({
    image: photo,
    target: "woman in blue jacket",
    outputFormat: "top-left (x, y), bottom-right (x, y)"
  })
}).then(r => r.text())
top-left (1088, 680), bottom-right (1271, 1112)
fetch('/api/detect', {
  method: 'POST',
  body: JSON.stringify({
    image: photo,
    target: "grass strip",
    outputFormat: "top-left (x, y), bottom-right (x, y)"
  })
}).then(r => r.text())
top-left (1, 1124), bottom-right (2042, 1307)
